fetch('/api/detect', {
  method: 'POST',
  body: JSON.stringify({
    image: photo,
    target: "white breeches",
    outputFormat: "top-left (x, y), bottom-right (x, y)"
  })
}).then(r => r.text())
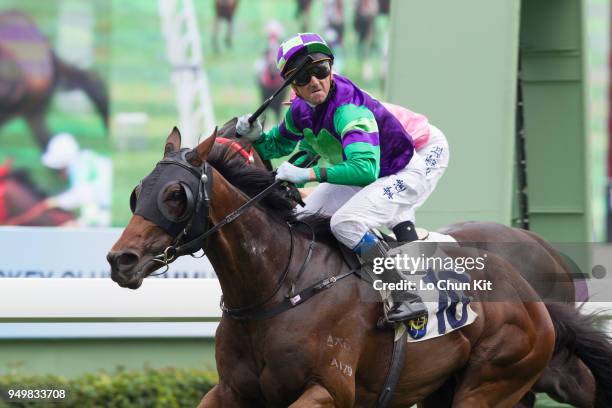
top-left (299, 124), bottom-right (449, 249)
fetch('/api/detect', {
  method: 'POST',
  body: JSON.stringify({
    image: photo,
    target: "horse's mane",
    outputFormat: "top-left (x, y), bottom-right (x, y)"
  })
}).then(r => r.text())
top-left (217, 117), bottom-right (238, 138)
top-left (207, 143), bottom-right (334, 241)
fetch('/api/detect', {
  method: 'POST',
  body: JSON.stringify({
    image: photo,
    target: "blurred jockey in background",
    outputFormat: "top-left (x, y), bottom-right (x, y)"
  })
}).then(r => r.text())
top-left (255, 20), bottom-right (286, 125)
top-left (41, 132), bottom-right (112, 227)
top-left (323, 0), bottom-right (345, 73)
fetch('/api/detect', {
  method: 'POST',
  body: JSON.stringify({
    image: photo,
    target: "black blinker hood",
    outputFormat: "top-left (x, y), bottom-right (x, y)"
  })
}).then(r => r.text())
top-left (133, 149), bottom-right (210, 239)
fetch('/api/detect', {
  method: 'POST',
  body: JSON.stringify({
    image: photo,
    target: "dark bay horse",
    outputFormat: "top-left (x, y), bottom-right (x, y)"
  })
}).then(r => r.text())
top-left (0, 162), bottom-right (73, 226)
top-left (107, 127), bottom-right (586, 407)
top-left (212, 0), bottom-right (238, 51)
top-left (295, 0), bottom-right (313, 32)
top-left (189, 120), bottom-right (611, 407)
top-left (0, 11), bottom-right (108, 149)
top-left (218, 118), bottom-right (610, 407)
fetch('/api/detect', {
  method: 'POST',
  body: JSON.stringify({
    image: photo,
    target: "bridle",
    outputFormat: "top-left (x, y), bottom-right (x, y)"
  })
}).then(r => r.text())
top-left (129, 149), bottom-right (355, 321)
top-left (130, 149), bottom-right (214, 269)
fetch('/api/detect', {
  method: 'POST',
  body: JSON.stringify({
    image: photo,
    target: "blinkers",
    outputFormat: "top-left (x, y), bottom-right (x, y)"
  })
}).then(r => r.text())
top-left (129, 149), bottom-right (212, 244)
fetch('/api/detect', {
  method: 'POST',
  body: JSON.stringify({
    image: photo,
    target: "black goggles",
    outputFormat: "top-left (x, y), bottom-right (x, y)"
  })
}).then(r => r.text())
top-left (291, 60), bottom-right (332, 86)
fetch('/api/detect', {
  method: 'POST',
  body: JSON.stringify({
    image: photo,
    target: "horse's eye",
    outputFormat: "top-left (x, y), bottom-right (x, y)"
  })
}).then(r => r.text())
top-left (169, 189), bottom-right (185, 201)
top-left (129, 183), bottom-right (142, 213)
top-left (158, 182), bottom-right (193, 222)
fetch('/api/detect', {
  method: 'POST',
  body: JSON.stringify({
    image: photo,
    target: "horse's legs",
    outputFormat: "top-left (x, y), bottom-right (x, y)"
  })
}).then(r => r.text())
top-left (288, 384), bottom-right (336, 408)
top-left (452, 374), bottom-right (540, 408)
top-left (225, 19), bottom-right (233, 47)
top-left (25, 111), bottom-right (50, 149)
top-left (197, 384), bottom-right (259, 408)
top-left (513, 391), bottom-right (536, 408)
top-left (451, 347), bottom-right (552, 407)
top-left (452, 301), bottom-right (555, 408)
top-left (212, 17), bottom-right (220, 52)
top-left (419, 376), bottom-right (455, 408)
top-left (54, 56), bottom-right (109, 126)
top-left (531, 354), bottom-right (595, 408)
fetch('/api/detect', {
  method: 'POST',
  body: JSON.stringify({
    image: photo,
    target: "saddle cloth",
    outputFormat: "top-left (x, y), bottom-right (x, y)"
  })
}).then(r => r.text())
top-left (386, 231), bottom-right (479, 343)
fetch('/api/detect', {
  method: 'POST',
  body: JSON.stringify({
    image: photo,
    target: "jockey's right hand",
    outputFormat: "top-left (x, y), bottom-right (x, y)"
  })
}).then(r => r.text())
top-left (236, 114), bottom-right (263, 141)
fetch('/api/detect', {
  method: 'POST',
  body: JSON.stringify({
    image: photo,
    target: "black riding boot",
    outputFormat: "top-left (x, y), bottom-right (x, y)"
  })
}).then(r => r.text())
top-left (356, 228), bottom-right (427, 324)
top-left (386, 221), bottom-right (428, 322)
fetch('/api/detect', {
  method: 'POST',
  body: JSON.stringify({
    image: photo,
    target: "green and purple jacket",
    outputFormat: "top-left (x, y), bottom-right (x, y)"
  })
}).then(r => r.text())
top-left (253, 74), bottom-right (415, 186)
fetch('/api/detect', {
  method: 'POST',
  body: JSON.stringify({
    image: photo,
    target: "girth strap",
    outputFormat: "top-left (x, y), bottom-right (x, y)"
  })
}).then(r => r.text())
top-left (377, 328), bottom-right (408, 408)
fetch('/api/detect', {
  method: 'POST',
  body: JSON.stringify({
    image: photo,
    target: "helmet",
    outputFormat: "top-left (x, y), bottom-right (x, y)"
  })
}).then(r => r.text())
top-left (276, 33), bottom-right (334, 77)
top-left (42, 132), bottom-right (79, 169)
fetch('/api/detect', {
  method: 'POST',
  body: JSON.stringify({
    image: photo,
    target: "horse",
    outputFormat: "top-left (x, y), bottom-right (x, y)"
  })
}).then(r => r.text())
top-left (212, 0), bottom-right (238, 52)
top-left (295, 0), bottom-right (313, 32)
top-left (219, 121), bottom-right (612, 407)
top-left (107, 126), bottom-right (612, 407)
top-left (0, 11), bottom-right (108, 149)
top-left (0, 161), bottom-right (74, 226)
top-left (197, 119), bottom-right (611, 407)
top-left (221, 119), bottom-right (610, 407)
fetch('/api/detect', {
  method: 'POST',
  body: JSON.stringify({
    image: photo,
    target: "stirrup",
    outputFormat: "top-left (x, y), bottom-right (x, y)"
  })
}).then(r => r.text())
top-left (377, 300), bottom-right (427, 329)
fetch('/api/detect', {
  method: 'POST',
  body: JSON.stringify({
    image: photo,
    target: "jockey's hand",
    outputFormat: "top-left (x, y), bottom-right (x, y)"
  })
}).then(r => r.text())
top-left (236, 114), bottom-right (263, 141)
top-left (43, 197), bottom-right (59, 209)
top-left (275, 162), bottom-right (314, 185)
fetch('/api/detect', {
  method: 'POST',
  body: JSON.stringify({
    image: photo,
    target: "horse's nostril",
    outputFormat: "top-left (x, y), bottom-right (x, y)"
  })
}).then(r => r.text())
top-left (108, 251), bottom-right (139, 270)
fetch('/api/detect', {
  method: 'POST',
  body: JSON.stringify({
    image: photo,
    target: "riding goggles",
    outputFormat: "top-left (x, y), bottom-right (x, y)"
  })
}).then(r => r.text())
top-left (290, 60), bottom-right (332, 86)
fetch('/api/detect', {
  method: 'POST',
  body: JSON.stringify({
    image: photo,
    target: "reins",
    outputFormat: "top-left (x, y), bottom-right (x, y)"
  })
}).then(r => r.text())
top-left (145, 153), bottom-right (356, 321)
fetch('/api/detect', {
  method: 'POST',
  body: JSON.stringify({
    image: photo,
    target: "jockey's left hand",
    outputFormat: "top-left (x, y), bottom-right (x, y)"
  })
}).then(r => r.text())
top-left (275, 162), bottom-right (314, 185)
top-left (236, 114), bottom-right (263, 141)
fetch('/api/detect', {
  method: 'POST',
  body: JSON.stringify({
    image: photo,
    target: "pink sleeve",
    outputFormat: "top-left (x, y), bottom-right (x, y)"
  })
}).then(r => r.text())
top-left (382, 102), bottom-right (430, 150)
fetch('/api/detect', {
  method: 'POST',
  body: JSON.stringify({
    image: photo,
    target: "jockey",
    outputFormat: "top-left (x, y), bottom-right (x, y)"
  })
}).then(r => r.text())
top-left (236, 33), bottom-right (449, 323)
top-left (41, 132), bottom-right (112, 227)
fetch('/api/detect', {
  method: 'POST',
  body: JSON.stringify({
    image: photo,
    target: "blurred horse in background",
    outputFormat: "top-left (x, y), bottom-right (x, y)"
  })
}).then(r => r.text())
top-left (212, 0), bottom-right (238, 52)
top-left (0, 160), bottom-right (73, 226)
top-left (295, 0), bottom-right (313, 31)
top-left (0, 11), bottom-right (108, 149)
top-left (353, 0), bottom-right (379, 79)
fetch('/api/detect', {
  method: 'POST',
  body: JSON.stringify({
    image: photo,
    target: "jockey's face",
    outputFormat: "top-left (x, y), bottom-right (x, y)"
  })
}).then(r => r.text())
top-left (293, 64), bottom-right (332, 106)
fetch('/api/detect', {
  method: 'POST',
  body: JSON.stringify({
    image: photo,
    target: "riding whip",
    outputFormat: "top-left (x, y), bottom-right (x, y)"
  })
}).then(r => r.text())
top-left (246, 55), bottom-right (313, 126)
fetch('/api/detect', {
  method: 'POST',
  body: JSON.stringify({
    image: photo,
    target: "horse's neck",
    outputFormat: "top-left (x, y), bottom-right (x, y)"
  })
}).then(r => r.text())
top-left (206, 174), bottom-right (294, 308)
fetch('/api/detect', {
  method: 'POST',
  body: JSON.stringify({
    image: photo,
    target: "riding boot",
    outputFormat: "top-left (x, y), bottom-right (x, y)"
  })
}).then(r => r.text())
top-left (354, 229), bottom-right (427, 324)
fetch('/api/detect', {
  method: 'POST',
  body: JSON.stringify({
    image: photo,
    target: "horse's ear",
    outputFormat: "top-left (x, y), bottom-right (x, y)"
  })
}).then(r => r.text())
top-left (164, 127), bottom-right (181, 157)
top-left (186, 126), bottom-right (217, 166)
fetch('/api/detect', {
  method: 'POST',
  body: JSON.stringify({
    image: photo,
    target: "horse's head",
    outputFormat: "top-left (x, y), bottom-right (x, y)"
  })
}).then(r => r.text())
top-left (107, 126), bottom-right (218, 289)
